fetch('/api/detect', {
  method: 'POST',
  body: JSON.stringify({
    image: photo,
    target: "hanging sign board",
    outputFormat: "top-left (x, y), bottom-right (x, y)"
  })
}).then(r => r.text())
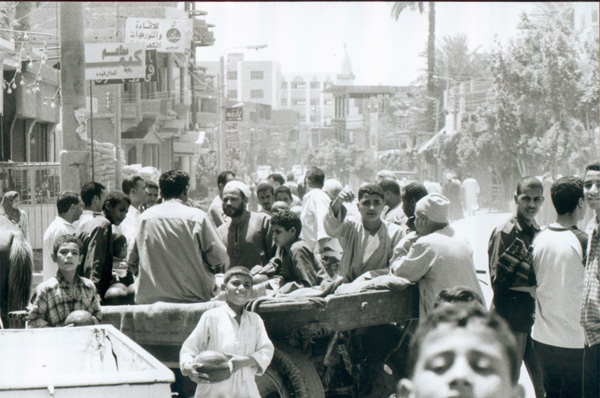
top-left (94, 50), bottom-right (158, 85)
top-left (84, 43), bottom-right (146, 81)
top-left (225, 107), bottom-right (243, 122)
top-left (126, 18), bottom-right (188, 53)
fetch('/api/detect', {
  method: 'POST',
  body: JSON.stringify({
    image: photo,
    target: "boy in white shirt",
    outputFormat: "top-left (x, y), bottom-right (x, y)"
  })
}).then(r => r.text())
top-left (180, 267), bottom-right (274, 398)
top-left (531, 177), bottom-right (587, 397)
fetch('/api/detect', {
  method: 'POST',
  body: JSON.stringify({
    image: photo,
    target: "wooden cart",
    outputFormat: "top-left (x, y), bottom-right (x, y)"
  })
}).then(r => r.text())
top-left (101, 286), bottom-right (419, 398)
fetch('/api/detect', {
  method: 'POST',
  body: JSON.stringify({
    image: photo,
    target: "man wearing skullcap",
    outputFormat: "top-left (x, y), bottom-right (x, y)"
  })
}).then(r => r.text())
top-left (391, 193), bottom-right (483, 316)
top-left (129, 170), bottom-right (229, 304)
top-left (218, 181), bottom-right (275, 270)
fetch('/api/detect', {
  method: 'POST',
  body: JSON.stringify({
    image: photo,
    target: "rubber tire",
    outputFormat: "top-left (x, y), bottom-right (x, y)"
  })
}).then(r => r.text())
top-left (257, 343), bottom-right (325, 398)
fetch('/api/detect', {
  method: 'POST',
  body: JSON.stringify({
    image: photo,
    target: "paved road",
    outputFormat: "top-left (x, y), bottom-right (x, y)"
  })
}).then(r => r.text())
top-left (452, 210), bottom-right (536, 398)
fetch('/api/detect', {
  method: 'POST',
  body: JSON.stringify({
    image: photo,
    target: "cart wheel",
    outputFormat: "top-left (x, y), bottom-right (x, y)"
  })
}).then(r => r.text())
top-left (257, 343), bottom-right (325, 398)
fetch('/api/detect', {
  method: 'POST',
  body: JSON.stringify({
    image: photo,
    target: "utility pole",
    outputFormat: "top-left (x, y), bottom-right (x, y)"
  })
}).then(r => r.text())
top-left (114, 84), bottom-right (122, 188)
top-left (59, 2), bottom-right (90, 192)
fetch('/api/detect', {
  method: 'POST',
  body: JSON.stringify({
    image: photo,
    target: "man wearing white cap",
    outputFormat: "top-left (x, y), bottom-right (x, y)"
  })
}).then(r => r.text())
top-left (391, 193), bottom-right (483, 316)
top-left (129, 170), bottom-right (229, 304)
top-left (218, 180), bottom-right (275, 270)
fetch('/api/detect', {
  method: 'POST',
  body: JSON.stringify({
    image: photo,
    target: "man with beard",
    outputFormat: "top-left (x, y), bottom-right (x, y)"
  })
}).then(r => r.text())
top-left (218, 181), bottom-right (275, 270)
top-left (128, 170), bottom-right (228, 304)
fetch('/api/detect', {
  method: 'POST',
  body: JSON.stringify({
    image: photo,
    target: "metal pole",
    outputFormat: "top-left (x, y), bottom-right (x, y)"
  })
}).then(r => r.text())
top-left (434, 100), bottom-right (439, 134)
top-left (217, 74), bottom-right (224, 170)
top-left (59, 2), bottom-right (90, 192)
top-left (114, 84), bottom-right (122, 188)
top-left (89, 80), bottom-right (95, 181)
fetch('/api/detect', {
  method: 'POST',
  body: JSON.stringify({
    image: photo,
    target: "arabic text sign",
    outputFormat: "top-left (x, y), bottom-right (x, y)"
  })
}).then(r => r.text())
top-left (85, 43), bottom-right (146, 81)
top-left (126, 18), bottom-right (188, 53)
top-left (94, 50), bottom-right (158, 85)
top-left (226, 107), bottom-right (243, 122)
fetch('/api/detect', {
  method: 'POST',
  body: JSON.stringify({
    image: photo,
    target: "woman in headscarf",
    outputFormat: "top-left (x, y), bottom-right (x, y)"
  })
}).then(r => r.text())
top-left (0, 192), bottom-right (29, 241)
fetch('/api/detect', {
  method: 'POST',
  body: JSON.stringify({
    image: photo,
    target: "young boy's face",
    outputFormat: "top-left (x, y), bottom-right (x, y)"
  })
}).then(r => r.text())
top-left (223, 274), bottom-right (253, 307)
top-left (514, 186), bottom-right (544, 223)
top-left (358, 193), bottom-right (384, 222)
top-left (584, 169), bottom-right (600, 213)
top-left (52, 242), bottom-right (81, 273)
top-left (105, 199), bottom-right (130, 226)
top-left (258, 190), bottom-right (274, 211)
top-left (272, 224), bottom-right (296, 248)
top-left (275, 192), bottom-right (293, 206)
top-left (399, 323), bottom-right (522, 398)
top-left (145, 187), bottom-right (159, 206)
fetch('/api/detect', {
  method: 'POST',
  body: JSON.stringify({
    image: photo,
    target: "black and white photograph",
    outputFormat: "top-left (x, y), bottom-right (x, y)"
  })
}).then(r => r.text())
top-left (0, 2), bottom-right (598, 397)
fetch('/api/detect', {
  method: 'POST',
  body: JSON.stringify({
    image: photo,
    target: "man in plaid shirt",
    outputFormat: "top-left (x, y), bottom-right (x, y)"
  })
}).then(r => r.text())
top-left (581, 162), bottom-right (600, 397)
top-left (28, 235), bottom-right (101, 328)
top-left (488, 176), bottom-right (545, 398)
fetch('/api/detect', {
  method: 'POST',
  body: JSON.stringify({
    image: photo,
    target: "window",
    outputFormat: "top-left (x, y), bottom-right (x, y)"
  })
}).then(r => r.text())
top-left (325, 99), bottom-right (333, 105)
top-left (227, 90), bottom-right (237, 98)
top-left (281, 81), bottom-right (287, 89)
top-left (310, 99), bottom-right (318, 106)
top-left (281, 98), bottom-right (288, 106)
top-left (250, 90), bottom-right (264, 99)
top-left (310, 82), bottom-right (320, 89)
top-left (251, 71), bottom-right (264, 80)
top-left (295, 99), bottom-right (306, 105)
top-left (227, 71), bottom-right (237, 80)
top-left (292, 82), bottom-right (306, 89)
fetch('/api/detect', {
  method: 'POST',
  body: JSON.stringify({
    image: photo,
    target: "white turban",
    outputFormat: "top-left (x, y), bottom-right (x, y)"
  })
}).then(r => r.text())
top-left (223, 181), bottom-right (251, 199)
top-left (415, 194), bottom-right (450, 223)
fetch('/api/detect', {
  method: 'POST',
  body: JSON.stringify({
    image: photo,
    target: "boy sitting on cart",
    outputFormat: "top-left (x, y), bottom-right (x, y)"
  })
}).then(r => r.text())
top-left (251, 210), bottom-right (331, 294)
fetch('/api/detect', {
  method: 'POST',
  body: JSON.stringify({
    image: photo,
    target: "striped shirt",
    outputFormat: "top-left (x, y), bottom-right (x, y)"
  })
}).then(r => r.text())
top-left (581, 219), bottom-right (600, 346)
top-left (28, 271), bottom-right (101, 328)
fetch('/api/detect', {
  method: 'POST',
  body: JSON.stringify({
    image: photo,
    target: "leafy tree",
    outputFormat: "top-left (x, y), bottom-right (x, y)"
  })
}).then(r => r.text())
top-left (392, 2), bottom-right (435, 96)
top-left (392, 2), bottom-right (436, 133)
top-left (304, 139), bottom-right (376, 184)
top-left (453, 5), bottom-right (598, 194)
top-left (195, 150), bottom-right (218, 189)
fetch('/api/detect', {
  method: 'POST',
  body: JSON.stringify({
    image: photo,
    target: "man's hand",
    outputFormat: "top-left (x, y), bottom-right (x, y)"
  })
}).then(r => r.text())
top-left (336, 187), bottom-right (355, 204)
top-left (182, 362), bottom-right (211, 384)
top-left (229, 354), bottom-right (259, 373)
top-left (331, 187), bottom-right (355, 216)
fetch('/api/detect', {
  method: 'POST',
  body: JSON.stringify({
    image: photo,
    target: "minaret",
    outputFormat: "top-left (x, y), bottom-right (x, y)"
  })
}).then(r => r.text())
top-left (336, 43), bottom-right (355, 85)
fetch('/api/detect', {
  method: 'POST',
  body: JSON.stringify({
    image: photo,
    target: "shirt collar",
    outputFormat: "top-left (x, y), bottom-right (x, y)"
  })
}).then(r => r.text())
top-left (127, 205), bottom-right (140, 216)
top-left (232, 210), bottom-right (250, 226)
top-left (223, 303), bottom-right (247, 319)
top-left (56, 215), bottom-right (74, 227)
top-left (56, 270), bottom-right (83, 288)
top-left (515, 212), bottom-right (540, 233)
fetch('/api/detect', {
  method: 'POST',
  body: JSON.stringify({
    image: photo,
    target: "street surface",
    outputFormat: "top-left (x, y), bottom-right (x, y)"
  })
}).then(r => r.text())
top-left (452, 209), bottom-right (536, 398)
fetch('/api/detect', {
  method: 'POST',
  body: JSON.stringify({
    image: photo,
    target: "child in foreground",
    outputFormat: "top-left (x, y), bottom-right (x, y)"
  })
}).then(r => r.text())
top-left (28, 235), bottom-right (101, 327)
top-left (180, 266), bottom-right (274, 398)
top-left (396, 304), bottom-right (524, 398)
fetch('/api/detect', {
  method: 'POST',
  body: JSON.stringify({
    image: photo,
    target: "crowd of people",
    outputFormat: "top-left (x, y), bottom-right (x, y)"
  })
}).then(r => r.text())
top-left (0, 162), bottom-right (597, 398)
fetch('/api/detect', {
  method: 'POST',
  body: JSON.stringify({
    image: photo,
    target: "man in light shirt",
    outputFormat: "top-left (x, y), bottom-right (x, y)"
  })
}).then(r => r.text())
top-left (301, 167), bottom-right (334, 266)
top-left (129, 170), bottom-right (228, 304)
top-left (120, 175), bottom-right (146, 250)
top-left (76, 182), bottom-right (106, 230)
top-left (42, 191), bottom-right (83, 281)
top-left (208, 170), bottom-right (236, 228)
top-left (531, 177), bottom-right (588, 397)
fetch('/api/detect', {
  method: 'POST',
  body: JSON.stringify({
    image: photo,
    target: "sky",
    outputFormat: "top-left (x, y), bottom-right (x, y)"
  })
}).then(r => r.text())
top-left (193, 2), bottom-right (537, 86)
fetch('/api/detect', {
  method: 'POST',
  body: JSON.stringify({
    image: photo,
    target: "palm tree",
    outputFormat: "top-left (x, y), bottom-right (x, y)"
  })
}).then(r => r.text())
top-left (392, 2), bottom-right (435, 96)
